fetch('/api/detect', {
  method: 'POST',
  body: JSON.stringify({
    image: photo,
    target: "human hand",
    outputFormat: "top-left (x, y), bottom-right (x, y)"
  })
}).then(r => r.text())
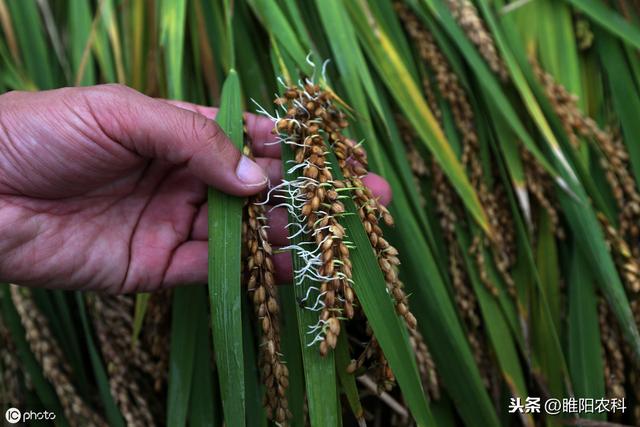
top-left (0, 84), bottom-right (391, 293)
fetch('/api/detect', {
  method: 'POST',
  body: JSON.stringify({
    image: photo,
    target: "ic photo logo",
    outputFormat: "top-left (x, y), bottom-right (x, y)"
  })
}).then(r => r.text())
top-left (5, 408), bottom-right (21, 424)
top-left (5, 407), bottom-right (56, 424)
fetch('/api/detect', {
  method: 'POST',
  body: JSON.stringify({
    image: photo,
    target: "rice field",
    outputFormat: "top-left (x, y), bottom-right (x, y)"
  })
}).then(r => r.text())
top-left (1, 0), bottom-right (640, 426)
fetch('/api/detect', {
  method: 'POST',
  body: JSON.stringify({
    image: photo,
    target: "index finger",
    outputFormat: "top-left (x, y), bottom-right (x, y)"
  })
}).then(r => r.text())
top-left (163, 99), bottom-right (280, 158)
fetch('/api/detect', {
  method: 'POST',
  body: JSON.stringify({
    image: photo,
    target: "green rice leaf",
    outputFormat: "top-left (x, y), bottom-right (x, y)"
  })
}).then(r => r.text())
top-left (596, 30), bottom-right (640, 188)
top-left (189, 298), bottom-right (221, 427)
top-left (207, 70), bottom-right (246, 427)
top-left (567, 251), bottom-right (605, 421)
top-left (68, 0), bottom-right (95, 86)
top-left (248, 0), bottom-right (312, 75)
top-left (563, 0), bottom-right (640, 50)
top-left (325, 152), bottom-right (435, 427)
top-left (335, 333), bottom-right (364, 422)
top-left (160, 0), bottom-right (187, 99)
top-left (278, 285), bottom-right (307, 426)
top-left (242, 295), bottom-right (268, 427)
top-left (5, 0), bottom-right (55, 89)
top-left (131, 293), bottom-right (149, 347)
top-left (348, 0), bottom-right (490, 235)
top-left (282, 145), bottom-right (339, 427)
top-left (457, 230), bottom-right (532, 427)
top-left (167, 286), bottom-right (207, 427)
top-left (75, 293), bottom-right (125, 427)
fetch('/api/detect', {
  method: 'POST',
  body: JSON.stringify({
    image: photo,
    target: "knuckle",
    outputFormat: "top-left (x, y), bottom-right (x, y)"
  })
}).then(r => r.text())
top-left (97, 83), bottom-right (132, 94)
top-left (80, 83), bottom-right (134, 103)
top-left (77, 84), bottom-right (143, 137)
top-left (194, 116), bottom-right (231, 153)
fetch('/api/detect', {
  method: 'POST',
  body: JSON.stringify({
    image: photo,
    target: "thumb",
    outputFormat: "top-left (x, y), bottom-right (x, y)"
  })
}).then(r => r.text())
top-left (84, 84), bottom-right (267, 196)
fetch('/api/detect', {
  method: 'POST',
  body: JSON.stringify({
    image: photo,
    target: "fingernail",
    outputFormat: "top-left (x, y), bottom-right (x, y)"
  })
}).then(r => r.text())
top-left (236, 156), bottom-right (267, 187)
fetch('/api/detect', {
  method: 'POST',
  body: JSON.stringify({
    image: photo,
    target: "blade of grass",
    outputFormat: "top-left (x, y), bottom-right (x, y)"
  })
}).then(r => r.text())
top-left (0, 0), bottom-right (20, 66)
top-left (335, 332), bottom-right (364, 423)
top-left (566, 251), bottom-right (605, 421)
top-left (348, 0), bottom-right (490, 234)
top-left (91, 0), bottom-right (117, 84)
top-left (457, 229), bottom-right (533, 427)
top-left (326, 152), bottom-right (435, 427)
top-left (159, 0), bottom-right (187, 99)
top-left (5, 0), bottom-right (55, 89)
top-left (207, 70), bottom-right (246, 427)
top-left (315, 0), bottom-right (385, 130)
top-left (75, 293), bottom-right (126, 427)
top-left (280, 143), bottom-right (339, 427)
top-left (241, 295), bottom-right (268, 427)
top-left (128, 0), bottom-right (145, 90)
top-left (233, 0), bottom-right (274, 106)
top-left (167, 286), bottom-right (206, 427)
top-left (278, 284), bottom-right (306, 426)
top-left (475, 0), bottom-right (577, 185)
top-left (409, 0), bottom-right (563, 190)
top-left (68, 0), bottom-right (95, 85)
top-left (532, 214), bottom-right (565, 420)
top-left (188, 296), bottom-right (220, 427)
top-left (596, 30), bottom-right (640, 188)
top-left (248, 0), bottom-right (312, 75)
top-left (279, 0), bottom-right (315, 50)
top-left (131, 293), bottom-right (150, 347)
top-left (222, 0), bottom-right (235, 69)
top-left (563, 0), bottom-right (640, 50)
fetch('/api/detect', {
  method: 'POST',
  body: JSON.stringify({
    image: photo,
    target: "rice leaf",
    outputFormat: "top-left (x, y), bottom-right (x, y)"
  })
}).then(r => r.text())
top-left (532, 214), bottom-right (565, 405)
top-left (457, 229), bottom-right (533, 427)
top-left (315, 0), bottom-right (385, 129)
top-left (474, 0), bottom-right (576, 184)
top-left (248, 0), bottom-right (312, 75)
top-left (131, 293), bottom-right (149, 347)
top-left (207, 70), bottom-right (246, 427)
top-left (335, 332), bottom-right (364, 422)
top-left (128, 0), bottom-right (146, 90)
top-left (596, 30), bottom-right (640, 187)
top-left (167, 286), bottom-right (206, 427)
top-left (567, 251), bottom-right (605, 421)
top-left (278, 285), bottom-right (307, 426)
top-left (563, 0), bottom-right (640, 50)
top-left (281, 144), bottom-right (339, 427)
top-left (68, 0), bottom-right (95, 86)
top-left (325, 152), bottom-right (435, 427)
top-left (89, 0), bottom-right (117, 84)
top-left (222, 0), bottom-right (235, 69)
top-left (189, 298), bottom-right (220, 427)
top-left (75, 293), bottom-right (126, 427)
top-left (5, 0), bottom-right (55, 89)
top-left (241, 294), bottom-right (268, 427)
top-left (348, 0), bottom-right (490, 234)
top-left (159, 0), bottom-right (187, 99)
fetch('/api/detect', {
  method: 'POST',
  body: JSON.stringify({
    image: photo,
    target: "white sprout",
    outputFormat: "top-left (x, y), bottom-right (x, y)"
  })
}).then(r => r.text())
top-left (252, 63), bottom-right (360, 347)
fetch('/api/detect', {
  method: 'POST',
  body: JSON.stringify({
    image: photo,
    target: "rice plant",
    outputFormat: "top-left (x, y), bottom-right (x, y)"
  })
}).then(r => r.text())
top-left (1, 0), bottom-right (640, 426)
